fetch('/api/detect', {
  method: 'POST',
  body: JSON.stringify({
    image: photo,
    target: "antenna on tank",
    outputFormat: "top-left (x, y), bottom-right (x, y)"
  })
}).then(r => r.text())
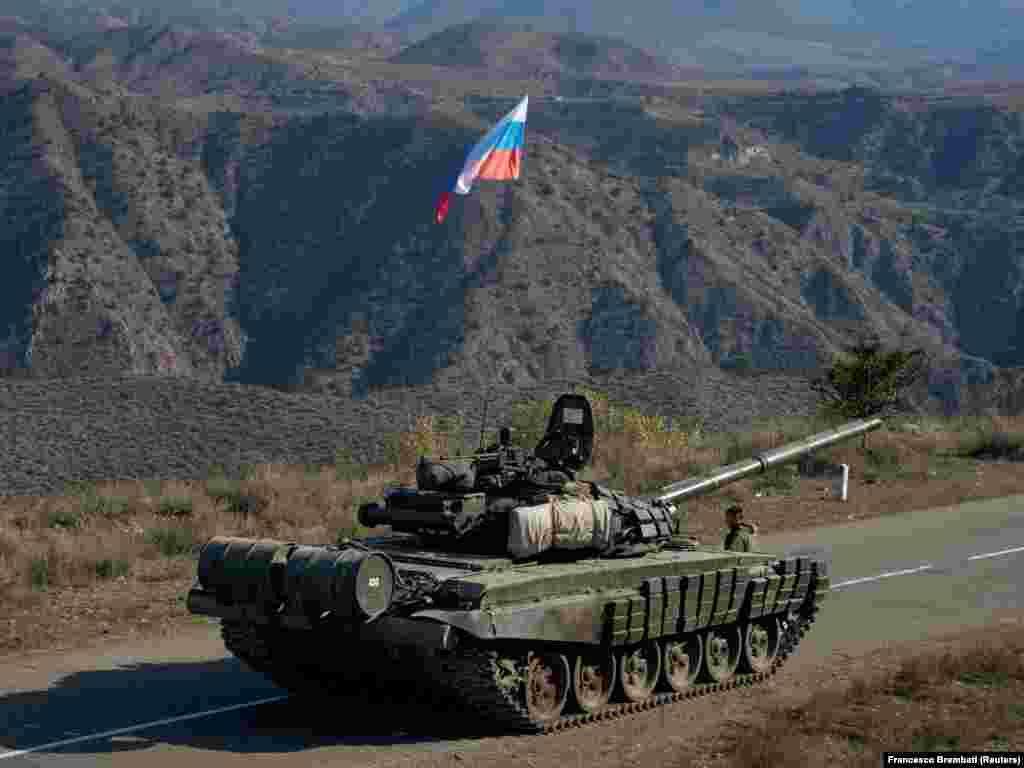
top-left (478, 391), bottom-right (490, 452)
top-left (478, 362), bottom-right (507, 452)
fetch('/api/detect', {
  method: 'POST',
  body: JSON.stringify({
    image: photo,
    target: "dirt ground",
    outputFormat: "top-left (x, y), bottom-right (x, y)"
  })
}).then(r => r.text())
top-left (371, 614), bottom-right (1024, 768)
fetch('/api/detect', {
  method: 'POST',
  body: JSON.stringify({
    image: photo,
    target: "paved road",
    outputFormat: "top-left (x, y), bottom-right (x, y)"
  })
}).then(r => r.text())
top-left (2, 494), bottom-right (1023, 767)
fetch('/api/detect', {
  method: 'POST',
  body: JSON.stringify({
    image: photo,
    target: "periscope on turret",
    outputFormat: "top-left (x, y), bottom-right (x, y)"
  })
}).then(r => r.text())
top-left (186, 394), bottom-right (880, 733)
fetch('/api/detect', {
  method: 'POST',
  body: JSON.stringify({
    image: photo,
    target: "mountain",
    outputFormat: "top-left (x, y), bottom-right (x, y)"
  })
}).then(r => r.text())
top-left (11, 0), bottom-right (1024, 81)
top-left (2, 19), bottom-right (1023, 418)
top-left (385, 0), bottom-right (1024, 80)
top-left (391, 21), bottom-right (682, 81)
top-left (847, 0), bottom-right (1024, 52)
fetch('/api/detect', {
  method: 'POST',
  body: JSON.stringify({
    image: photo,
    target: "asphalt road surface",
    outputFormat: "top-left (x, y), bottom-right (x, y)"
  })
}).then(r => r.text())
top-left (2, 494), bottom-right (1023, 767)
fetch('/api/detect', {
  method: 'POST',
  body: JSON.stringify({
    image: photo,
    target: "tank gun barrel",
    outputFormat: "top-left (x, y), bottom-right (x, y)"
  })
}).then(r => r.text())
top-left (653, 417), bottom-right (882, 504)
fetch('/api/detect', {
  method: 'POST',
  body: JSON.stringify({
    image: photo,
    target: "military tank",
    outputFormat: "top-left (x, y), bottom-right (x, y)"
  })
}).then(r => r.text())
top-left (187, 394), bottom-right (880, 734)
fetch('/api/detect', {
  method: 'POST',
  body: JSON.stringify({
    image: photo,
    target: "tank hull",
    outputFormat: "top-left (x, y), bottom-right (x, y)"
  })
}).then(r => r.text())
top-left (188, 541), bottom-right (829, 733)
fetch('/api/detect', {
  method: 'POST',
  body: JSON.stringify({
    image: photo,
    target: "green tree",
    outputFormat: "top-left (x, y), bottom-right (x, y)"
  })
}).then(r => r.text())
top-left (812, 335), bottom-right (928, 423)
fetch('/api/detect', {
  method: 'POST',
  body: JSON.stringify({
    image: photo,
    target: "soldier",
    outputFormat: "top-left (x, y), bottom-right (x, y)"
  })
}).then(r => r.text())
top-left (723, 504), bottom-right (757, 552)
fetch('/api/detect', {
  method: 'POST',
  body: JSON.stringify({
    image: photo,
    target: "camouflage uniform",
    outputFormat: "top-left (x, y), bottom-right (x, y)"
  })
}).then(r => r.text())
top-left (723, 522), bottom-right (757, 552)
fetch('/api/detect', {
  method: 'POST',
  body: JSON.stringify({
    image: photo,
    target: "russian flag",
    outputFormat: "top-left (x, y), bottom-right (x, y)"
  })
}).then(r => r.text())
top-left (435, 95), bottom-right (528, 224)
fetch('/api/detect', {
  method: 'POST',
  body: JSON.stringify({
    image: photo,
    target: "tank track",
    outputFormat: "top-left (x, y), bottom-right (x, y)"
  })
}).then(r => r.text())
top-left (221, 622), bottom-right (379, 697)
top-left (423, 603), bottom-right (819, 735)
top-left (221, 601), bottom-right (819, 736)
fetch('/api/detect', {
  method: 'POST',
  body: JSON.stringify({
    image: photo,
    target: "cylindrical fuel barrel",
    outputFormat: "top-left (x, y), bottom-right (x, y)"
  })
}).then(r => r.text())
top-left (336, 547), bottom-right (395, 620)
top-left (284, 544), bottom-right (396, 621)
top-left (197, 537), bottom-right (290, 605)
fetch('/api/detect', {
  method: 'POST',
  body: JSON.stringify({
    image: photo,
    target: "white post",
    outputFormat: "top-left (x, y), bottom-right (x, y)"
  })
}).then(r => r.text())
top-left (832, 463), bottom-right (849, 501)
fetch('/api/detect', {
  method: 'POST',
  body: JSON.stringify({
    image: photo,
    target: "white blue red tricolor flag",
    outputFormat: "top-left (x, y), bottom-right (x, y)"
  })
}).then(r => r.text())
top-left (435, 94), bottom-right (528, 224)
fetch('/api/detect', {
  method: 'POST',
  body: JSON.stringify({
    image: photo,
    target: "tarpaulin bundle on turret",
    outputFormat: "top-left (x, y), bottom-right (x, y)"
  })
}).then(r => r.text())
top-left (504, 482), bottom-right (678, 560)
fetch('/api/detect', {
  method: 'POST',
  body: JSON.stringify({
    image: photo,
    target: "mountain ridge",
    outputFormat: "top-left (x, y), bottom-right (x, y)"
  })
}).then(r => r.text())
top-left (0, 18), bottom-right (1022, 424)
top-left (391, 21), bottom-right (683, 82)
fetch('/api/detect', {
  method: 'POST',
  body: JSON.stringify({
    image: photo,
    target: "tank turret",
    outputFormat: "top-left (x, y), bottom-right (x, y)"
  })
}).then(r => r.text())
top-left (186, 394), bottom-right (881, 734)
top-left (356, 394), bottom-right (880, 560)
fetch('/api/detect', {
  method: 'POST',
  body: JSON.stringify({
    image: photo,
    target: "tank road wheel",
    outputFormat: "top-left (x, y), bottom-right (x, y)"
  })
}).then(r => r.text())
top-left (525, 652), bottom-right (571, 723)
top-left (740, 617), bottom-right (781, 674)
top-left (617, 641), bottom-right (662, 702)
top-left (660, 634), bottom-right (703, 692)
top-left (572, 651), bottom-right (616, 713)
top-left (701, 626), bottom-right (741, 683)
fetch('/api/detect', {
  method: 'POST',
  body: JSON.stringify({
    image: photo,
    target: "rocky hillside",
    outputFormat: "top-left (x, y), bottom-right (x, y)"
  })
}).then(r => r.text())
top-left (727, 87), bottom-right (1024, 371)
top-left (391, 21), bottom-right (680, 81)
top-left (1, 20), bottom-right (1023, 422)
top-left (0, 368), bottom-right (823, 497)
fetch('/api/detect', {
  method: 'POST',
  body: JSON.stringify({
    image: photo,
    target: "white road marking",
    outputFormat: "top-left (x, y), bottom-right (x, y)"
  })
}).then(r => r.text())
top-left (2, 544), bottom-right (1022, 759)
top-left (830, 565), bottom-right (933, 589)
top-left (0, 695), bottom-right (289, 760)
top-left (831, 544), bottom-right (1024, 589)
top-left (967, 545), bottom-right (1024, 562)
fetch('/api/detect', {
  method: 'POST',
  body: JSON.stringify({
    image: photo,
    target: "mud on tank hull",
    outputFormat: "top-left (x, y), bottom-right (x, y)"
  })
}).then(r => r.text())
top-left (187, 535), bottom-right (830, 734)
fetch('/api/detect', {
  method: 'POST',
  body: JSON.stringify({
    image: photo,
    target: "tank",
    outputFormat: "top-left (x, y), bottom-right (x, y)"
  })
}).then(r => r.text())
top-left (186, 394), bottom-right (881, 734)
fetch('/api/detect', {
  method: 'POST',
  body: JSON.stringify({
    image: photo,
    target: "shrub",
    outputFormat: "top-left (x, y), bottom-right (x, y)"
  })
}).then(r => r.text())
top-left (671, 415), bottom-right (704, 445)
top-left (433, 413), bottom-right (468, 456)
top-left (29, 557), bottom-right (50, 589)
top-left (752, 465), bottom-right (798, 496)
top-left (957, 426), bottom-right (1024, 461)
top-left (79, 492), bottom-right (129, 517)
top-left (205, 475), bottom-right (242, 507)
top-left (157, 496), bottom-right (194, 518)
top-left (64, 480), bottom-right (96, 497)
top-left (382, 433), bottom-right (402, 468)
top-left (335, 446), bottom-right (369, 482)
top-left (723, 438), bottom-right (756, 465)
top-left (927, 453), bottom-right (975, 481)
top-left (863, 445), bottom-right (904, 483)
top-left (622, 409), bottom-right (676, 446)
top-left (603, 459), bottom-right (626, 490)
top-left (147, 526), bottom-right (196, 557)
top-left (47, 509), bottom-right (81, 529)
top-left (811, 335), bottom-right (927, 421)
top-left (94, 558), bottom-right (131, 580)
top-left (510, 398), bottom-right (554, 449)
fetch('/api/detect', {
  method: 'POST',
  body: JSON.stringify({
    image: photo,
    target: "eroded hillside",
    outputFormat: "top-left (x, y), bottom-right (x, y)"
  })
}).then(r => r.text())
top-left (0, 23), bottom-right (1022, 417)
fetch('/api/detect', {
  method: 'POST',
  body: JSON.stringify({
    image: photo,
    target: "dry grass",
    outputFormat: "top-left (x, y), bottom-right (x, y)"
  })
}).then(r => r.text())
top-left (0, 459), bottom-right (407, 652)
top-left (2, 397), bottom-right (1024, 656)
top-left (671, 413), bottom-right (1024, 541)
top-left (716, 626), bottom-right (1024, 767)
